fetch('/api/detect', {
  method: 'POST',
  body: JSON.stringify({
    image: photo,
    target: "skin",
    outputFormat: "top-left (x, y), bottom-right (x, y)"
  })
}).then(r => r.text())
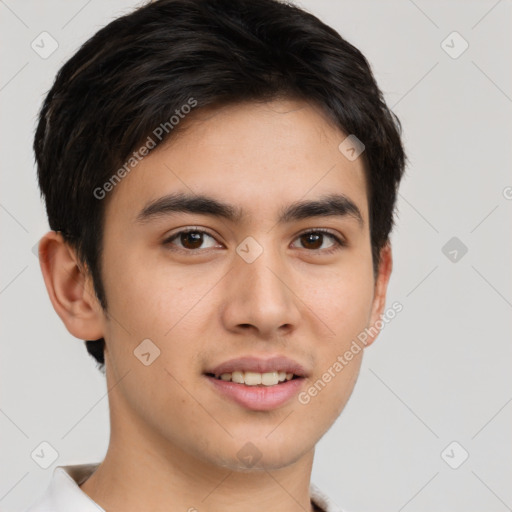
top-left (39, 98), bottom-right (392, 512)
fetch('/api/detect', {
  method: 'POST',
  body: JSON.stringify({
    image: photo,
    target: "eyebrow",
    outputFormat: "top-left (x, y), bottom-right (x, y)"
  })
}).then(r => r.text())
top-left (135, 192), bottom-right (364, 227)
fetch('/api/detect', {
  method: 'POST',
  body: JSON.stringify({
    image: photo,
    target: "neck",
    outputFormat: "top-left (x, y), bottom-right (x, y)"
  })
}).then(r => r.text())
top-left (80, 381), bottom-right (317, 512)
top-left (81, 441), bottom-right (316, 512)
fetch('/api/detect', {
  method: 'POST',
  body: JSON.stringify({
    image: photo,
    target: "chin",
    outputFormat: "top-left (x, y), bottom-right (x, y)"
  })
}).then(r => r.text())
top-left (213, 438), bottom-right (312, 473)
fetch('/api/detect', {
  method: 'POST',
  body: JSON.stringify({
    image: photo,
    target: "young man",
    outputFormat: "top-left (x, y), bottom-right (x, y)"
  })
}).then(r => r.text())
top-left (28, 0), bottom-right (406, 510)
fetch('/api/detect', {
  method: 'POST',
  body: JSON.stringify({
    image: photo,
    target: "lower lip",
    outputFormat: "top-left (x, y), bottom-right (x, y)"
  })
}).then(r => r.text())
top-left (205, 375), bottom-right (305, 411)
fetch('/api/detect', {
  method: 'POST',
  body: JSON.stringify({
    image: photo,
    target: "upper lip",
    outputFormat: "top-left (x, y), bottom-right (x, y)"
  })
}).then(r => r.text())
top-left (206, 355), bottom-right (309, 378)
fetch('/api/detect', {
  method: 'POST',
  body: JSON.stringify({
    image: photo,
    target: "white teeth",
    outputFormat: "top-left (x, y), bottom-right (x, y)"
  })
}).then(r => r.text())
top-left (244, 372), bottom-right (262, 385)
top-left (213, 371), bottom-right (297, 386)
top-left (231, 371), bottom-right (244, 384)
top-left (261, 371), bottom-right (279, 386)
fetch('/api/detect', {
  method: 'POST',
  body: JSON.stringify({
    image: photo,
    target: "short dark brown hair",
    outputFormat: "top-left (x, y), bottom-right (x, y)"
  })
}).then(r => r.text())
top-left (34, 0), bottom-right (407, 372)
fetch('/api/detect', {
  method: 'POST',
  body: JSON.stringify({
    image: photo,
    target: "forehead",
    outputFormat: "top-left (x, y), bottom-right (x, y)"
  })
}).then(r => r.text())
top-left (103, 98), bottom-right (369, 228)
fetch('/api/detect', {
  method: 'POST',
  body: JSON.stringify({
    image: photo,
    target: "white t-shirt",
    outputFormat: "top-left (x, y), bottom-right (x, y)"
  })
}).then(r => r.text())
top-left (24, 463), bottom-right (347, 512)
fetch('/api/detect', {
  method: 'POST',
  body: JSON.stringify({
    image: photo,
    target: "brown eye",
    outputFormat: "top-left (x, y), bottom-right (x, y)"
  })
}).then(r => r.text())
top-left (179, 231), bottom-right (204, 250)
top-left (292, 229), bottom-right (345, 253)
top-left (164, 229), bottom-right (220, 251)
top-left (299, 232), bottom-right (324, 250)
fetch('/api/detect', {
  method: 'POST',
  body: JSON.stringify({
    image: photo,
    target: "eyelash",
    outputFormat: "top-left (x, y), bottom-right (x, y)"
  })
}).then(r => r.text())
top-left (163, 227), bottom-right (346, 255)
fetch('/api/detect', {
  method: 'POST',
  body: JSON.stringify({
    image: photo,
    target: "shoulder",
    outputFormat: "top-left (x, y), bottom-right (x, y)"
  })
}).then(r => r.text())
top-left (310, 482), bottom-right (351, 512)
top-left (23, 463), bottom-right (102, 512)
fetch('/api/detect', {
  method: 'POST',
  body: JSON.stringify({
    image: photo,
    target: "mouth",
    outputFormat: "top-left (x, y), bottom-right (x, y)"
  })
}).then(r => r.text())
top-left (203, 355), bottom-right (309, 411)
top-left (204, 370), bottom-right (302, 387)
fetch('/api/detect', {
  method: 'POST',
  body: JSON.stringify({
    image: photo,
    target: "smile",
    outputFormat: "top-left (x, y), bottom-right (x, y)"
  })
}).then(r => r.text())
top-left (207, 370), bottom-right (297, 386)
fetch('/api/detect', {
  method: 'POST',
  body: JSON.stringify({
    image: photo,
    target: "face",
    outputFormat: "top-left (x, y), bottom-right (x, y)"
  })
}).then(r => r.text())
top-left (96, 98), bottom-right (389, 471)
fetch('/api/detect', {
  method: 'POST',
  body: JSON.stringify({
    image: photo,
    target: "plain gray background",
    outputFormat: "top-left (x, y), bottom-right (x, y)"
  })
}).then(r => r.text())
top-left (1, 1), bottom-right (511, 511)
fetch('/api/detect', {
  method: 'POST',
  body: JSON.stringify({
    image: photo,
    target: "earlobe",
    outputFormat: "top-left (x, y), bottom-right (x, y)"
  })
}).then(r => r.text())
top-left (38, 230), bottom-right (105, 341)
top-left (364, 243), bottom-right (393, 348)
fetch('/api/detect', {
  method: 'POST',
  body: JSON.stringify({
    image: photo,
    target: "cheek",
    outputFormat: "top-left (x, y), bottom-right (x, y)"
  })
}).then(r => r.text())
top-left (296, 255), bottom-right (374, 408)
top-left (299, 257), bottom-right (375, 339)
top-left (296, 350), bottom-right (363, 444)
top-left (102, 247), bottom-right (205, 337)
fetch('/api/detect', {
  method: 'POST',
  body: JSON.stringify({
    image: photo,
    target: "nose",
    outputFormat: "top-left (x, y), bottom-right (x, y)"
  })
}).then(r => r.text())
top-left (220, 244), bottom-right (302, 339)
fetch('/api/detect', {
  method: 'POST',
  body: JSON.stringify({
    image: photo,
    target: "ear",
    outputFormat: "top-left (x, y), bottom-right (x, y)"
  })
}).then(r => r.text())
top-left (364, 242), bottom-right (393, 348)
top-left (38, 230), bottom-right (105, 341)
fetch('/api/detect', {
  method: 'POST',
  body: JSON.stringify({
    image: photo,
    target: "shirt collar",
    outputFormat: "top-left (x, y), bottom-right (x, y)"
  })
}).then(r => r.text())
top-left (26, 463), bottom-right (346, 512)
top-left (26, 464), bottom-right (105, 512)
